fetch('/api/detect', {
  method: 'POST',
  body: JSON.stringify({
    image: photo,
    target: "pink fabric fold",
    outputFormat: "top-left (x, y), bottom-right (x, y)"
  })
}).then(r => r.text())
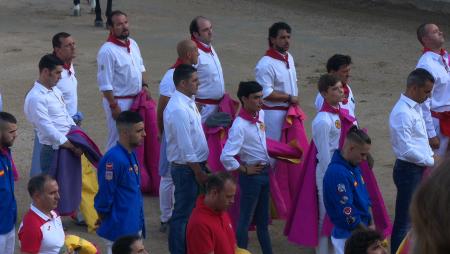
top-left (130, 90), bottom-right (160, 195)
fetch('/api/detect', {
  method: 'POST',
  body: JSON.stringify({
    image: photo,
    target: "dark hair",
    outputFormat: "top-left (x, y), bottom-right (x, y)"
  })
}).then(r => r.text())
top-left (268, 22), bottom-right (291, 47)
top-left (107, 10), bottom-right (127, 28)
top-left (417, 23), bottom-right (432, 45)
top-left (116, 110), bottom-right (143, 130)
top-left (326, 54), bottom-right (352, 73)
top-left (189, 16), bottom-right (208, 36)
top-left (0, 112), bottom-right (17, 125)
top-left (237, 81), bottom-right (263, 104)
top-left (39, 54), bottom-right (63, 73)
top-left (346, 126), bottom-right (371, 145)
top-left (407, 68), bottom-right (435, 88)
top-left (317, 73), bottom-right (340, 93)
top-left (112, 235), bottom-right (142, 254)
top-left (205, 172), bottom-right (235, 193)
top-left (52, 32), bottom-right (71, 48)
top-left (173, 64), bottom-right (197, 87)
top-left (28, 174), bottom-right (55, 197)
top-left (344, 229), bottom-right (384, 254)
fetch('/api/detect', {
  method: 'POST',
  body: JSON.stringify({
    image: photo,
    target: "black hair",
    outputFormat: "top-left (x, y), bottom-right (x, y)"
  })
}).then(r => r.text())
top-left (0, 112), bottom-right (17, 126)
top-left (38, 54), bottom-right (64, 73)
top-left (116, 111), bottom-right (143, 130)
top-left (237, 81), bottom-right (263, 104)
top-left (27, 174), bottom-right (55, 197)
top-left (189, 16), bottom-right (208, 36)
top-left (268, 22), bottom-right (291, 47)
top-left (346, 126), bottom-right (371, 145)
top-left (344, 229), bottom-right (384, 254)
top-left (112, 235), bottom-right (142, 254)
top-left (326, 54), bottom-right (352, 73)
top-left (205, 172), bottom-right (235, 194)
top-left (317, 73), bottom-right (340, 93)
top-left (52, 32), bottom-right (71, 48)
top-left (173, 64), bottom-right (197, 87)
top-left (407, 68), bottom-right (435, 88)
top-left (107, 10), bottom-right (127, 28)
top-left (417, 23), bottom-right (432, 45)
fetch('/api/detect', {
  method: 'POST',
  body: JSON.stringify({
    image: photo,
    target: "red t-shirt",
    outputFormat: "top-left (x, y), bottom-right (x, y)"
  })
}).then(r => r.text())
top-left (187, 195), bottom-right (236, 254)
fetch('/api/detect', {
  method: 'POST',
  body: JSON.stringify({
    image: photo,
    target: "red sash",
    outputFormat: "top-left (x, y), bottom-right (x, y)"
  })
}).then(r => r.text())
top-left (171, 58), bottom-right (183, 69)
top-left (63, 63), bottom-right (72, 76)
top-left (238, 108), bottom-right (260, 124)
top-left (261, 104), bottom-right (289, 111)
top-left (195, 98), bottom-right (221, 105)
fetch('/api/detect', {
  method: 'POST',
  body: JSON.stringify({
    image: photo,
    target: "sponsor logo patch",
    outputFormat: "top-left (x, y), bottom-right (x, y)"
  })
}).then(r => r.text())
top-left (105, 171), bottom-right (113, 181)
top-left (337, 184), bottom-right (346, 193)
top-left (343, 207), bottom-right (352, 215)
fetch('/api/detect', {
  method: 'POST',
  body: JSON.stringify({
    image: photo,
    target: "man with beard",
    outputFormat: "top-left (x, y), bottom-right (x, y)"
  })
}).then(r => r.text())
top-left (94, 111), bottom-right (146, 254)
top-left (97, 10), bottom-right (149, 150)
top-left (0, 112), bottom-right (18, 254)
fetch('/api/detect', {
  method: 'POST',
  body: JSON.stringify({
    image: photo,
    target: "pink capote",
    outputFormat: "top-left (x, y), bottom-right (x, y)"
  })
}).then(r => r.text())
top-left (284, 102), bottom-right (392, 247)
top-left (130, 90), bottom-right (160, 195)
top-left (270, 105), bottom-right (309, 219)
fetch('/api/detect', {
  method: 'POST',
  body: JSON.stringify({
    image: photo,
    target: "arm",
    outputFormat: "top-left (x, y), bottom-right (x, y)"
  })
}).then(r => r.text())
top-left (312, 118), bottom-right (332, 173)
top-left (255, 64), bottom-right (298, 104)
top-left (94, 158), bottom-right (120, 216)
top-left (421, 99), bottom-right (439, 149)
top-left (97, 49), bottom-right (122, 119)
top-left (157, 95), bottom-right (170, 136)
top-left (18, 217), bottom-right (43, 254)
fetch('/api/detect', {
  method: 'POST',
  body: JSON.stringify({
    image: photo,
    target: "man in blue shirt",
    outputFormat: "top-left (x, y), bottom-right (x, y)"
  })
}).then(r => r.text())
top-left (323, 127), bottom-right (373, 254)
top-left (0, 112), bottom-right (18, 254)
top-left (95, 111), bottom-right (146, 254)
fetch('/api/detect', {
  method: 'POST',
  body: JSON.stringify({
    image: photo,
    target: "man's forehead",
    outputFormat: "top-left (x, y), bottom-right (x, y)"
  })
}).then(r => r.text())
top-left (198, 18), bottom-right (211, 28)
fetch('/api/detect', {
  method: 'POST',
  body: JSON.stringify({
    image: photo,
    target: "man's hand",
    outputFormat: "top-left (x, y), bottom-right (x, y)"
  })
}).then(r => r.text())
top-left (194, 170), bottom-right (208, 185)
top-left (429, 136), bottom-right (440, 150)
top-left (61, 141), bottom-right (83, 157)
top-left (111, 104), bottom-right (122, 120)
top-left (244, 164), bottom-right (265, 175)
top-left (142, 85), bottom-right (152, 99)
top-left (289, 95), bottom-right (299, 105)
top-left (433, 154), bottom-right (441, 167)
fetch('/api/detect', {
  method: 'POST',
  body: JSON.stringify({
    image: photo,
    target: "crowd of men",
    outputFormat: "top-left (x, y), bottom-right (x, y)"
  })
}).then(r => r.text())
top-left (0, 7), bottom-right (449, 254)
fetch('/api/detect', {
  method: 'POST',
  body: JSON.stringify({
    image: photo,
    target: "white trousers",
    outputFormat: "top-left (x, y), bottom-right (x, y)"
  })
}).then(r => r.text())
top-left (159, 171), bottom-right (174, 223)
top-left (264, 109), bottom-right (288, 166)
top-left (331, 236), bottom-right (346, 254)
top-left (315, 164), bottom-right (334, 254)
top-left (0, 228), bottom-right (15, 254)
top-left (433, 117), bottom-right (450, 156)
top-left (102, 98), bottom-right (134, 150)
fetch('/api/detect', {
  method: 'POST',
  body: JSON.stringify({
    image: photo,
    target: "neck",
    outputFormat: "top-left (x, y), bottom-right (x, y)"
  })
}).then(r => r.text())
top-left (119, 140), bottom-right (133, 153)
top-left (327, 101), bottom-right (340, 108)
top-left (37, 79), bottom-right (52, 89)
top-left (243, 105), bottom-right (257, 115)
top-left (33, 203), bottom-right (52, 218)
top-left (273, 46), bottom-right (286, 55)
top-left (204, 195), bottom-right (218, 212)
top-left (403, 91), bottom-right (418, 103)
top-left (181, 58), bottom-right (192, 65)
top-left (177, 88), bottom-right (193, 98)
top-left (426, 45), bottom-right (443, 53)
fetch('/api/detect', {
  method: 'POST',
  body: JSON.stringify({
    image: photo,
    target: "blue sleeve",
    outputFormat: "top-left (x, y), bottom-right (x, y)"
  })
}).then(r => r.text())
top-left (323, 166), bottom-right (361, 231)
top-left (94, 155), bottom-right (121, 214)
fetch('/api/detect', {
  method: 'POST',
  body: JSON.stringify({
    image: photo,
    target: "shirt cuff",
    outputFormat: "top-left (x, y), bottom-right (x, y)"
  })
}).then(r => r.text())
top-left (99, 84), bottom-right (114, 92)
top-left (58, 136), bottom-right (68, 146)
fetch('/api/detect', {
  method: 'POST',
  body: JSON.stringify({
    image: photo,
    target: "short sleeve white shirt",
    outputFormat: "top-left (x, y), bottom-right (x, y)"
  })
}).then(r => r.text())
top-left (159, 68), bottom-right (175, 97)
top-left (56, 64), bottom-right (78, 116)
top-left (194, 46), bottom-right (225, 100)
top-left (255, 53), bottom-right (298, 107)
top-left (97, 38), bottom-right (146, 96)
top-left (220, 111), bottom-right (271, 170)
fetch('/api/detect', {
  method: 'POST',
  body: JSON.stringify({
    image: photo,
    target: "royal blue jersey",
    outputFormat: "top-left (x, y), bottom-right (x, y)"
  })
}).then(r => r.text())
top-left (0, 148), bottom-right (16, 234)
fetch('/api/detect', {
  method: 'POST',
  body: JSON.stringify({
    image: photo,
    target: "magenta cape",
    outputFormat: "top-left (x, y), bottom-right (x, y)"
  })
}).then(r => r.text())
top-left (131, 90), bottom-right (160, 195)
top-left (284, 108), bottom-right (392, 247)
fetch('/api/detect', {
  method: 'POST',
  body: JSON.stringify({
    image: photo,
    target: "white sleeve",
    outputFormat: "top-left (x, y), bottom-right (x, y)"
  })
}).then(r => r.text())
top-left (255, 63), bottom-right (275, 99)
top-left (312, 118), bottom-right (332, 172)
top-left (220, 122), bottom-right (244, 171)
top-left (168, 109), bottom-right (200, 163)
top-left (159, 70), bottom-right (175, 97)
top-left (314, 93), bottom-right (324, 112)
top-left (97, 48), bottom-right (115, 92)
top-left (420, 98), bottom-right (436, 138)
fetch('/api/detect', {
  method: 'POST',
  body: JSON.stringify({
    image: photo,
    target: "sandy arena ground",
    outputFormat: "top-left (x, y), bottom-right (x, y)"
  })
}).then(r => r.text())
top-left (1, 0), bottom-right (449, 253)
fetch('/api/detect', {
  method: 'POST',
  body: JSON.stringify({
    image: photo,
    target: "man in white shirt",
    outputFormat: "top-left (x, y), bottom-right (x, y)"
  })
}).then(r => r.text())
top-left (97, 10), bottom-right (149, 149)
top-left (18, 174), bottom-right (65, 254)
top-left (164, 64), bottom-right (209, 254)
top-left (189, 16), bottom-right (225, 122)
top-left (156, 39), bottom-right (199, 233)
top-left (220, 81), bottom-right (273, 254)
top-left (389, 68), bottom-right (435, 253)
top-left (24, 54), bottom-right (82, 173)
top-left (416, 23), bottom-right (450, 156)
top-left (255, 22), bottom-right (300, 142)
top-left (315, 54), bottom-right (356, 118)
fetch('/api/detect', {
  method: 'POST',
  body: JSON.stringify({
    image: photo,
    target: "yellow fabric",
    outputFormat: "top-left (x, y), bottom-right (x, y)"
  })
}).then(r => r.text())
top-left (236, 247), bottom-right (251, 254)
top-left (65, 234), bottom-right (97, 254)
top-left (80, 155), bottom-right (99, 232)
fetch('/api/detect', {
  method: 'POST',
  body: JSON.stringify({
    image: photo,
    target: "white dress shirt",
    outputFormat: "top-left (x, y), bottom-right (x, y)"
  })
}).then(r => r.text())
top-left (312, 111), bottom-right (341, 176)
top-left (56, 64), bottom-right (78, 116)
top-left (194, 44), bottom-right (225, 100)
top-left (159, 68), bottom-right (175, 97)
top-left (220, 110), bottom-right (271, 170)
top-left (24, 82), bottom-right (75, 148)
top-left (255, 52), bottom-right (298, 107)
top-left (315, 85), bottom-right (356, 118)
top-left (97, 38), bottom-right (146, 96)
top-left (416, 51), bottom-right (450, 137)
top-left (164, 90), bottom-right (208, 164)
top-left (389, 94), bottom-right (434, 167)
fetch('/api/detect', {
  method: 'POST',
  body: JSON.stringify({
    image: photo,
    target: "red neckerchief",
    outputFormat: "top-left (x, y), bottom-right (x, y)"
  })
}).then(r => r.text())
top-left (238, 108), bottom-right (261, 124)
top-left (319, 101), bottom-right (340, 114)
top-left (423, 47), bottom-right (449, 72)
top-left (265, 48), bottom-right (289, 69)
top-left (191, 36), bottom-right (212, 53)
top-left (342, 82), bottom-right (350, 105)
top-left (107, 33), bottom-right (131, 53)
top-left (63, 63), bottom-right (72, 76)
top-left (171, 58), bottom-right (183, 69)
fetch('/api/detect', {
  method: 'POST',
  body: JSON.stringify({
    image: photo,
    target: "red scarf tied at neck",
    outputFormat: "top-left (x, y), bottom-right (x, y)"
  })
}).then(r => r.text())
top-left (63, 63), bottom-right (72, 76)
top-left (265, 48), bottom-right (289, 69)
top-left (171, 58), bottom-right (184, 69)
top-left (191, 36), bottom-right (212, 54)
top-left (423, 47), bottom-right (448, 71)
top-left (342, 82), bottom-right (350, 105)
top-left (238, 108), bottom-right (261, 124)
top-left (107, 33), bottom-right (131, 53)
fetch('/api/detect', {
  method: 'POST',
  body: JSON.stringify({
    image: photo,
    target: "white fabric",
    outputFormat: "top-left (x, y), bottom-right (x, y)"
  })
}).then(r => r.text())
top-left (0, 92), bottom-right (2, 111)
top-left (159, 68), bottom-right (176, 97)
top-left (56, 64), bottom-right (78, 116)
top-left (389, 94), bottom-right (434, 166)
top-left (164, 91), bottom-right (208, 164)
top-left (314, 85), bottom-right (356, 118)
top-left (220, 111), bottom-right (270, 170)
top-left (102, 97), bottom-right (134, 150)
top-left (24, 82), bottom-right (75, 148)
top-left (159, 171), bottom-right (174, 223)
top-left (0, 228), bottom-right (15, 254)
top-left (263, 109), bottom-right (287, 141)
top-left (103, 238), bottom-right (113, 254)
top-left (255, 53), bottom-right (298, 108)
top-left (331, 236), bottom-right (346, 254)
top-left (31, 205), bottom-right (65, 254)
top-left (194, 45), bottom-right (225, 100)
top-left (432, 117), bottom-right (450, 156)
top-left (97, 39), bottom-right (145, 96)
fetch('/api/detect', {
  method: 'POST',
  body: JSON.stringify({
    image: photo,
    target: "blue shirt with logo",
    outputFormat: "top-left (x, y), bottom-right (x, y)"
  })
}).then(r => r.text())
top-left (0, 148), bottom-right (16, 234)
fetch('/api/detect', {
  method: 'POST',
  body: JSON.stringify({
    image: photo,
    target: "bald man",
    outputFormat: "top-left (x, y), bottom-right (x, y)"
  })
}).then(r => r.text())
top-left (156, 39), bottom-right (199, 233)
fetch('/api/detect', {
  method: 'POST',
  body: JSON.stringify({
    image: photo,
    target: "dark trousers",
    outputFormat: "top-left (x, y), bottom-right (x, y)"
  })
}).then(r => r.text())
top-left (391, 159), bottom-right (425, 254)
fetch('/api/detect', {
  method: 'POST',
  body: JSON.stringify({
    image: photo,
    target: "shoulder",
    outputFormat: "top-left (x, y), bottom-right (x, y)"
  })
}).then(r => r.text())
top-left (98, 43), bottom-right (116, 57)
top-left (101, 147), bottom-right (127, 164)
top-left (312, 112), bottom-right (332, 125)
top-left (21, 210), bottom-right (45, 230)
top-left (256, 56), bottom-right (273, 69)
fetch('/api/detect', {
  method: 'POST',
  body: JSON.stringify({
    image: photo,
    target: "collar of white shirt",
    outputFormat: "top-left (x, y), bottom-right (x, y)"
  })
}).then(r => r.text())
top-left (30, 204), bottom-right (57, 221)
top-left (34, 81), bottom-right (54, 94)
top-left (424, 51), bottom-right (447, 61)
top-left (174, 90), bottom-right (195, 105)
top-left (400, 93), bottom-right (419, 109)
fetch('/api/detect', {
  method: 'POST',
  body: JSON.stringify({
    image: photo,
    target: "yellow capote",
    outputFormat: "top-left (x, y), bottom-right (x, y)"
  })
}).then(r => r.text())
top-left (80, 155), bottom-right (99, 232)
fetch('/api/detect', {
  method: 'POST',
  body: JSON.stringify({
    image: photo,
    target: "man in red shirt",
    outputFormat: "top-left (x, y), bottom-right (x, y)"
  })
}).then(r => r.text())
top-left (187, 172), bottom-right (237, 254)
